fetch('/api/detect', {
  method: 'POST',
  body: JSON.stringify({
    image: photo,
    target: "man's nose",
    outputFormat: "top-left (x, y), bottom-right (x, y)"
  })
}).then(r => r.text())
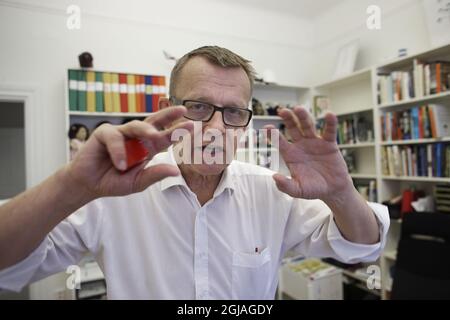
top-left (204, 110), bottom-right (226, 132)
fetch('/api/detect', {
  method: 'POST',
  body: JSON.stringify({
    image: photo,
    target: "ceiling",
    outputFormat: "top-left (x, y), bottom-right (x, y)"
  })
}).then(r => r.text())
top-left (211, 0), bottom-right (343, 20)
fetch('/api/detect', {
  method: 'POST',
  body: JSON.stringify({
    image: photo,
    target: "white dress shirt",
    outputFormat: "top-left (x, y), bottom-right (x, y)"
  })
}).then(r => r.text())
top-left (0, 148), bottom-right (389, 299)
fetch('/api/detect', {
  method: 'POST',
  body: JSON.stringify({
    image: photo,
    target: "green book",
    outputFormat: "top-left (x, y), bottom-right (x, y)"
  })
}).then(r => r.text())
top-left (95, 72), bottom-right (104, 112)
top-left (68, 69), bottom-right (78, 111)
top-left (78, 70), bottom-right (87, 112)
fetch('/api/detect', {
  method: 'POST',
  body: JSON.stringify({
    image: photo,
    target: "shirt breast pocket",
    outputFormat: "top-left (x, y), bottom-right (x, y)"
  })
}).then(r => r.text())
top-left (231, 247), bottom-right (271, 300)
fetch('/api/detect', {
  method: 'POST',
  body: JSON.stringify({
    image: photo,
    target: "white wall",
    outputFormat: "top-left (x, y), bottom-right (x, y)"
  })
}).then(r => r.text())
top-left (0, 0), bottom-right (314, 186)
top-left (311, 0), bottom-right (432, 84)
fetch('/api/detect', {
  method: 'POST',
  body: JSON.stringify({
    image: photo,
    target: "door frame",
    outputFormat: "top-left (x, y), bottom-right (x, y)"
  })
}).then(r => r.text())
top-left (0, 83), bottom-right (42, 193)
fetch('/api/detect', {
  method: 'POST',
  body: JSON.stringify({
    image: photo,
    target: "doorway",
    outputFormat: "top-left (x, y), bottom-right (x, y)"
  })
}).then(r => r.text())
top-left (0, 101), bottom-right (26, 201)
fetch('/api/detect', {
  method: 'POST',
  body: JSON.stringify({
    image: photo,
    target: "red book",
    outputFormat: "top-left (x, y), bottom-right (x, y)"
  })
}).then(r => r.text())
top-left (137, 75), bottom-right (146, 113)
top-left (119, 73), bottom-right (128, 113)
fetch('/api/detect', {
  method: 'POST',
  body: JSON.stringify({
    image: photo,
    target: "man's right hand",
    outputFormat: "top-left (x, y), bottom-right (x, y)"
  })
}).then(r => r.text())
top-left (63, 106), bottom-right (193, 201)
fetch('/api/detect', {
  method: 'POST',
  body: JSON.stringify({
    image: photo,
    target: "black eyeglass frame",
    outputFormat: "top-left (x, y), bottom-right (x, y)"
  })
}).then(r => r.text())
top-left (170, 97), bottom-right (253, 128)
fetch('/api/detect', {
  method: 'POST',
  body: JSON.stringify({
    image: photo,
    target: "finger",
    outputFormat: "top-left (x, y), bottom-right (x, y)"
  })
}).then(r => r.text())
top-left (321, 112), bottom-right (338, 142)
top-left (94, 124), bottom-right (127, 171)
top-left (293, 106), bottom-right (316, 138)
top-left (144, 106), bottom-right (188, 130)
top-left (118, 120), bottom-right (157, 139)
top-left (142, 120), bottom-right (195, 156)
top-left (272, 173), bottom-right (302, 198)
top-left (277, 108), bottom-right (303, 142)
top-left (133, 163), bottom-right (180, 192)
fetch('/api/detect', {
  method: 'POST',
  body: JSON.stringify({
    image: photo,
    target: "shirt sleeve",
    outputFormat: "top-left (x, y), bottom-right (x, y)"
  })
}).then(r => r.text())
top-left (282, 198), bottom-right (390, 264)
top-left (0, 199), bottom-right (105, 292)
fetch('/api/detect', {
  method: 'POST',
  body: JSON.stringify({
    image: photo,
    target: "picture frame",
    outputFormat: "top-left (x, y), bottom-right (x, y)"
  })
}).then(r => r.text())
top-left (332, 39), bottom-right (359, 80)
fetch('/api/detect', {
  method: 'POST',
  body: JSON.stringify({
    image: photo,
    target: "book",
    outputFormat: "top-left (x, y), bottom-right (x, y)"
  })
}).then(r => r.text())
top-left (95, 72), bottom-right (104, 112)
top-left (119, 73), bottom-right (128, 113)
top-left (103, 72), bottom-right (113, 113)
top-left (86, 70), bottom-right (96, 112)
top-left (77, 70), bottom-right (87, 112)
top-left (127, 74), bottom-right (137, 113)
top-left (68, 70), bottom-right (78, 111)
top-left (145, 75), bottom-right (153, 113)
top-left (111, 73), bottom-right (121, 113)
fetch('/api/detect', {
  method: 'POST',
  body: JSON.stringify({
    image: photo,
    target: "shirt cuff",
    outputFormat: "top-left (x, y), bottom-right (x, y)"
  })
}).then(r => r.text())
top-left (327, 202), bottom-right (390, 264)
top-left (0, 239), bottom-right (49, 292)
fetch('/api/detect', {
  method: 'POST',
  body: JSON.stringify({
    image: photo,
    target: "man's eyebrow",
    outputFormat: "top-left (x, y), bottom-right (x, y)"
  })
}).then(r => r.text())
top-left (188, 96), bottom-right (247, 108)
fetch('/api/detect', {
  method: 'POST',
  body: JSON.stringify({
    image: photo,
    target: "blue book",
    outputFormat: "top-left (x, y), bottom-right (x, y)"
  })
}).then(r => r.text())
top-left (436, 143), bottom-right (442, 177)
top-left (145, 75), bottom-right (153, 113)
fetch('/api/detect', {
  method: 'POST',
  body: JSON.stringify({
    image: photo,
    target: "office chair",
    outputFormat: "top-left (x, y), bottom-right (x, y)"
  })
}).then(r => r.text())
top-left (391, 212), bottom-right (450, 299)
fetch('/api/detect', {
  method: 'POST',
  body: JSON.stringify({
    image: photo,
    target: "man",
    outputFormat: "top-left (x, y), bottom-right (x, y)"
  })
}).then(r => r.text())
top-left (0, 46), bottom-right (389, 299)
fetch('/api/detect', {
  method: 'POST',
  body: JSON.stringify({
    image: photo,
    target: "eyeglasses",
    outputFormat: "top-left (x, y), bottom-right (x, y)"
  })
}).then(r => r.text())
top-left (171, 98), bottom-right (253, 128)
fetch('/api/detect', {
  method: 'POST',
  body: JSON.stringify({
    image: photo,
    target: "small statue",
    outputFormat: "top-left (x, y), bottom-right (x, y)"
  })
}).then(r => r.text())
top-left (265, 103), bottom-right (279, 116)
top-left (252, 98), bottom-right (265, 116)
top-left (78, 52), bottom-right (93, 68)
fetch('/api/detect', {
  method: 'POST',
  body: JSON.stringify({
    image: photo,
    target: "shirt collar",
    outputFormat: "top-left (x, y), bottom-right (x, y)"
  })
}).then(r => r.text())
top-left (158, 146), bottom-right (236, 195)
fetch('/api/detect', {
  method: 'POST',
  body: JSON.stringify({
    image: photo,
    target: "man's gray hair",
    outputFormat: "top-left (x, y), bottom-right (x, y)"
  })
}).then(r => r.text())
top-left (169, 46), bottom-right (256, 97)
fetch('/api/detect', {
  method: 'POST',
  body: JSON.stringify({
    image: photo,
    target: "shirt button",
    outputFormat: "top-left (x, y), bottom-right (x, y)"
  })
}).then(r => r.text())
top-left (200, 252), bottom-right (207, 259)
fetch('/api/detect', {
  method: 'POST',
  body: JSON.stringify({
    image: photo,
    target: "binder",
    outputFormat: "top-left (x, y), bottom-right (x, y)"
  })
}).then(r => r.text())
top-left (137, 75), bottom-right (146, 113)
top-left (86, 70), bottom-right (96, 112)
top-left (68, 69), bottom-right (78, 111)
top-left (77, 70), bottom-right (87, 112)
top-left (111, 73), bottom-right (121, 113)
top-left (127, 74), bottom-right (137, 113)
top-left (103, 72), bottom-right (113, 113)
top-left (95, 72), bottom-right (104, 112)
top-left (145, 75), bottom-right (153, 113)
top-left (119, 73), bottom-right (128, 113)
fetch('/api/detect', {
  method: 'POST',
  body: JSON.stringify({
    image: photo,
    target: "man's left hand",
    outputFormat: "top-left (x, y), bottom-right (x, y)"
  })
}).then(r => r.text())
top-left (266, 106), bottom-right (354, 203)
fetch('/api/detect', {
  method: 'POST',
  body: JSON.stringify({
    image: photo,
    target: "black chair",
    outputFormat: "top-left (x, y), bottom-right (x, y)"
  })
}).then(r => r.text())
top-left (391, 212), bottom-right (450, 299)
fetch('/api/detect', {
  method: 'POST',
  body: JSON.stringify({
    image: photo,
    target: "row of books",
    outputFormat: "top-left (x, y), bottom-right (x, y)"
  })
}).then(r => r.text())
top-left (381, 143), bottom-right (450, 178)
top-left (434, 184), bottom-right (450, 213)
top-left (380, 104), bottom-right (450, 141)
top-left (68, 69), bottom-right (167, 113)
top-left (335, 116), bottom-right (374, 145)
top-left (377, 60), bottom-right (450, 105)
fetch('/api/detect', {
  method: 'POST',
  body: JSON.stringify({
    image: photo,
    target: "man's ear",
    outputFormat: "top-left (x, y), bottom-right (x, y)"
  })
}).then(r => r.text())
top-left (159, 97), bottom-right (171, 110)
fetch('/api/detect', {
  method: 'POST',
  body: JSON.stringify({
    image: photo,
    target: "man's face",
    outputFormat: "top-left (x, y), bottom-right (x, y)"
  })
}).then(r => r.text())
top-left (171, 56), bottom-right (251, 176)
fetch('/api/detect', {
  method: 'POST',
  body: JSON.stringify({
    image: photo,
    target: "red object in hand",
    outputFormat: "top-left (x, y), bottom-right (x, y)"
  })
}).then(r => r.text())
top-left (124, 139), bottom-right (149, 171)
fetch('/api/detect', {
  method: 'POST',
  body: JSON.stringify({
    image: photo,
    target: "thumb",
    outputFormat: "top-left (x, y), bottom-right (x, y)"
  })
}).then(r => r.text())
top-left (133, 164), bottom-right (180, 192)
top-left (273, 173), bottom-right (301, 198)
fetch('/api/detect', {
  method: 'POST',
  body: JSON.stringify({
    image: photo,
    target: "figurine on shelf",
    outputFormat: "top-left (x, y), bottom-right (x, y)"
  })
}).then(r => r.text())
top-left (78, 51), bottom-right (93, 68)
top-left (265, 103), bottom-right (279, 116)
top-left (68, 123), bottom-right (90, 160)
top-left (252, 98), bottom-right (265, 116)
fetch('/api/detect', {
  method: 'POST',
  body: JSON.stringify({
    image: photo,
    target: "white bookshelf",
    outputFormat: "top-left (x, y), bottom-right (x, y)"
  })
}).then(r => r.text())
top-left (338, 142), bottom-right (375, 149)
top-left (376, 43), bottom-right (450, 300)
top-left (249, 83), bottom-right (310, 176)
top-left (312, 67), bottom-right (379, 203)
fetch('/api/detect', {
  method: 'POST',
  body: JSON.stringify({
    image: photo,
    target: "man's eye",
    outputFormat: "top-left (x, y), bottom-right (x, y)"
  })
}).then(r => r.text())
top-left (227, 108), bottom-right (243, 115)
top-left (191, 104), bottom-right (209, 111)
